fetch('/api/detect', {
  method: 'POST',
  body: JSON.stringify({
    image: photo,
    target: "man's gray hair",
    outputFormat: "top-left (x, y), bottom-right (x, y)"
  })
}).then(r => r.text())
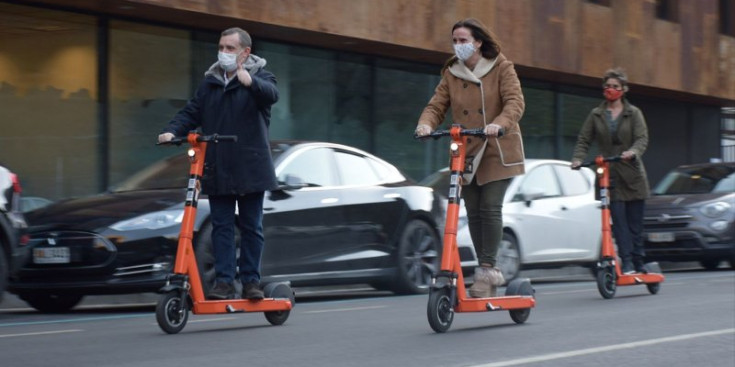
top-left (222, 27), bottom-right (252, 48)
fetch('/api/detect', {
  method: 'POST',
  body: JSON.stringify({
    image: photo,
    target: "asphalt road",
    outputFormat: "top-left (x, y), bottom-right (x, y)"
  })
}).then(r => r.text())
top-left (0, 266), bottom-right (733, 367)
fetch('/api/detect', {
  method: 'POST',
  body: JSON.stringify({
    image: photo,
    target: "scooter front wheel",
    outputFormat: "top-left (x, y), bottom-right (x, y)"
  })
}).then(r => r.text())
top-left (427, 287), bottom-right (454, 333)
top-left (646, 282), bottom-right (661, 295)
top-left (505, 278), bottom-right (533, 324)
top-left (156, 291), bottom-right (189, 334)
top-left (596, 266), bottom-right (617, 299)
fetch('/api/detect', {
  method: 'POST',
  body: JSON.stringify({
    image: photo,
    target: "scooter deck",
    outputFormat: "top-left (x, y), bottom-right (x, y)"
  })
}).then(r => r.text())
top-left (617, 272), bottom-right (665, 286)
top-left (192, 299), bottom-right (293, 314)
top-left (455, 295), bottom-right (536, 313)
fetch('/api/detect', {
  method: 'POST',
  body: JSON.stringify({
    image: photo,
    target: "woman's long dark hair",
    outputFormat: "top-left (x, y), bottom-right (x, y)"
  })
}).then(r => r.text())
top-left (443, 18), bottom-right (502, 71)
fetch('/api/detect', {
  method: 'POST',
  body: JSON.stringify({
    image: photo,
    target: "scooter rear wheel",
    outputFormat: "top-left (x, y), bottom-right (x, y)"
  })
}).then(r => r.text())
top-left (156, 291), bottom-right (189, 334)
top-left (263, 283), bottom-right (294, 326)
top-left (427, 287), bottom-right (454, 333)
top-left (596, 266), bottom-right (617, 299)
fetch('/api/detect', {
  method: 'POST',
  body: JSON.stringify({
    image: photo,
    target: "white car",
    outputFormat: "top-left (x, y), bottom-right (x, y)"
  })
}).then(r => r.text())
top-left (421, 159), bottom-right (601, 282)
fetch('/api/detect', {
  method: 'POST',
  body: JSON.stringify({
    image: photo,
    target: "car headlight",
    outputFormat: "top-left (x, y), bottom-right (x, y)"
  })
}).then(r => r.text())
top-left (110, 209), bottom-right (184, 231)
top-left (699, 201), bottom-right (731, 218)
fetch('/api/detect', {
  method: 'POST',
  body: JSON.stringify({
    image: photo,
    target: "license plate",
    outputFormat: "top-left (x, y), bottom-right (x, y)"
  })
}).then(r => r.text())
top-left (648, 232), bottom-right (675, 243)
top-left (33, 247), bottom-right (71, 264)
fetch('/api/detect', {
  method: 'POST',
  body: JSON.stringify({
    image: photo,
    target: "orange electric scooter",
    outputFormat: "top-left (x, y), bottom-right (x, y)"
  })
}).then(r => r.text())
top-left (577, 155), bottom-right (664, 299)
top-left (417, 124), bottom-right (535, 333)
top-left (155, 132), bottom-right (294, 334)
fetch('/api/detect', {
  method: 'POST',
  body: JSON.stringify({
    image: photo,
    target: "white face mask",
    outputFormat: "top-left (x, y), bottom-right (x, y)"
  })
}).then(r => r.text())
top-left (453, 42), bottom-right (476, 61)
top-left (218, 51), bottom-right (240, 72)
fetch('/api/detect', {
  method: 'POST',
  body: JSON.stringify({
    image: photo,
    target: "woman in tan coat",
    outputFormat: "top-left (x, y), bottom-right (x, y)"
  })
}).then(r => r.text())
top-left (416, 18), bottom-right (525, 298)
top-left (571, 68), bottom-right (650, 274)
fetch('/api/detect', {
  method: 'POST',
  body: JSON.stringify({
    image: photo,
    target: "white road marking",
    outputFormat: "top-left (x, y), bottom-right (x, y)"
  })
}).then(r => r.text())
top-left (470, 328), bottom-right (735, 367)
top-left (304, 305), bottom-right (387, 314)
top-left (0, 329), bottom-right (83, 338)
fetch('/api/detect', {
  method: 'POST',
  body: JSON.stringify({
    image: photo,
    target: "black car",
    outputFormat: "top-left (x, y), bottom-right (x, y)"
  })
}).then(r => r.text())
top-left (0, 164), bottom-right (28, 303)
top-left (643, 162), bottom-right (735, 269)
top-left (9, 141), bottom-right (442, 312)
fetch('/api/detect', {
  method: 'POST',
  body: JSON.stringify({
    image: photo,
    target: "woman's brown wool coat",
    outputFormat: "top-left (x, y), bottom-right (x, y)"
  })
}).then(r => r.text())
top-left (418, 53), bottom-right (526, 184)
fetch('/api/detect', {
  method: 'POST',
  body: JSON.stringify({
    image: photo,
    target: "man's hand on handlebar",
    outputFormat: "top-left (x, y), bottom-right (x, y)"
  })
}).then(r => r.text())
top-left (415, 124), bottom-right (432, 137)
top-left (571, 160), bottom-right (582, 169)
top-left (621, 150), bottom-right (636, 160)
top-left (483, 123), bottom-right (503, 137)
top-left (158, 132), bottom-right (175, 144)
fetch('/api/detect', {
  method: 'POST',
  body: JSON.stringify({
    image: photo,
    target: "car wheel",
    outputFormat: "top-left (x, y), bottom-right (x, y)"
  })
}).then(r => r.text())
top-left (20, 293), bottom-right (83, 313)
top-left (0, 244), bottom-right (8, 304)
top-left (391, 219), bottom-right (440, 295)
top-left (496, 232), bottom-right (521, 283)
top-left (194, 223), bottom-right (216, 296)
top-left (699, 259), bottom-right (721, 270)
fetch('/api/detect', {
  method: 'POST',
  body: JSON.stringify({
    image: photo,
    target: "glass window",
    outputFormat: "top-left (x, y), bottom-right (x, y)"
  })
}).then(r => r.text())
top-left (374, 58), bottom-right (446, 181)
top-left (0, 3), bottom-right (97, 201)
top-left (559, 92), bottom-right (600, 159)
top-left (520, 86), bottom-right (554, 158)
top-left (721, 0), bottom-right (735, 37)
top-left (515, 164), bottom-right (561, 200)
top-left (112, 155), bottom-right (189, 192)
top-left (656, 0), bottom-right (679, 22)
top-left (334, 150), bottom-right (379, 186)
top-left (108, 21), bottom-right (205, 187)
top-left (553, 164), bottom-right (591, 196)
top-left (278, 147), bottom-right (336, 187)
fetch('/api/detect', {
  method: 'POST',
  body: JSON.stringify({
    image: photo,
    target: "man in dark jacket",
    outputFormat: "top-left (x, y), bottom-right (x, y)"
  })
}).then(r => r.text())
top-left (158, 27), bottom-right (278, 300)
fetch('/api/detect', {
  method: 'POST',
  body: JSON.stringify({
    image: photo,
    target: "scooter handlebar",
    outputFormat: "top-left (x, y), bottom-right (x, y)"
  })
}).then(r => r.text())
top-left (573, 155), bottom-right (632, 169)
top-left (414, 126), bottom-right (504, 140)
top-left (157, 133), bottom-right (238, 146)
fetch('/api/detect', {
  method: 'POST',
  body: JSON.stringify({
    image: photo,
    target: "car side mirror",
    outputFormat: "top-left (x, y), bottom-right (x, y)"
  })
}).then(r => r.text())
top-left (522, 189), bottom-right (545, 207)
top-left (276, 174), bottom-right (308, 191)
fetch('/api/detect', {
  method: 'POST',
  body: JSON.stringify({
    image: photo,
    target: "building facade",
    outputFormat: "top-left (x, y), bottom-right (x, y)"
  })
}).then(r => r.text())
top-left (1, 0), bottom-right (734, 201)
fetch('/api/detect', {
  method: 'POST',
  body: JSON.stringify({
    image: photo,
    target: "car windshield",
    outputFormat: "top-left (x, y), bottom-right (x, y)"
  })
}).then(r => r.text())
top-left (653, 165), bottom-right (735, 195)
top-left (111, 143), bottom-right (290, 192)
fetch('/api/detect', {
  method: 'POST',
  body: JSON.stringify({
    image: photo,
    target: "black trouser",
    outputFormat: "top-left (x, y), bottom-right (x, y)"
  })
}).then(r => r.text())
top-left (610, 199), bottom-right (646, 270)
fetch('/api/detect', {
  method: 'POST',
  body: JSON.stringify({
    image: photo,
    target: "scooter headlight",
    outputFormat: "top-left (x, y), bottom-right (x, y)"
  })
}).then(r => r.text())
top-left (450, 143), bottom-right (459, 152)
top-left (110, 209), bottom-right (184, 231)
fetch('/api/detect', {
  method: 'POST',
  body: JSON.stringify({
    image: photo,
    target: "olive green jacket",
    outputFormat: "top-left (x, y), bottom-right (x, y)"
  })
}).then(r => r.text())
top-left (572, 99), bottom-right (650, 201)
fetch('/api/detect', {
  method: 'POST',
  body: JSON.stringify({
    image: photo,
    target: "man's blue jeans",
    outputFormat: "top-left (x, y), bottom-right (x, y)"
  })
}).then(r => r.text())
top-left (209, 193), bottom-right (265, 285)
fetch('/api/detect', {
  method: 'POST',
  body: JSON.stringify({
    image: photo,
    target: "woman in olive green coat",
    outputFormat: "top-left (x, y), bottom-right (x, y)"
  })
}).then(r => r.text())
top-left (571, 68), bottom-right (650, 274)
top-left (416, 18), bottom-right (525, 298)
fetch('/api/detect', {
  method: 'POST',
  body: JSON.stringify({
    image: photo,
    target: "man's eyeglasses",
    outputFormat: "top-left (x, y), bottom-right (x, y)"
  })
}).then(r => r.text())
top-left (603, 84), bottom-right (622, 90)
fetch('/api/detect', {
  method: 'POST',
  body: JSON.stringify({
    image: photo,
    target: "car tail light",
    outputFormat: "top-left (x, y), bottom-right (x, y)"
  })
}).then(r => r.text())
top-left (10, 173), bottom-right (22, 194)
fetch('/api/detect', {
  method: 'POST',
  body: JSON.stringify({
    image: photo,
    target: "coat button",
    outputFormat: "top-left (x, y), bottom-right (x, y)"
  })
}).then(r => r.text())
top-left (463, 83), bottom-right (468, 88)
top-left (463, 110), bottom-right (468, 115)
top-left (478, 109), bottom-right (483, 115)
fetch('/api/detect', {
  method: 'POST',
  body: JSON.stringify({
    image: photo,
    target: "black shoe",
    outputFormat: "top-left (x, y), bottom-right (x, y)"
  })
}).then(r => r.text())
top-left (243, 282), bottom-right (264, 300)
top-left (208, 282), bottom-right (235, 300)
top-left (633, 257), bottom-right (647, 273)
top-left (622, 262), bottom-right (636, 275)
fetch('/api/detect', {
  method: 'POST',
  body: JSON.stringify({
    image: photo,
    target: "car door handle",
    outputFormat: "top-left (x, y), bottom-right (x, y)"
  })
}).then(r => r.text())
top-left (560, 206), bottom-right (568, 211)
